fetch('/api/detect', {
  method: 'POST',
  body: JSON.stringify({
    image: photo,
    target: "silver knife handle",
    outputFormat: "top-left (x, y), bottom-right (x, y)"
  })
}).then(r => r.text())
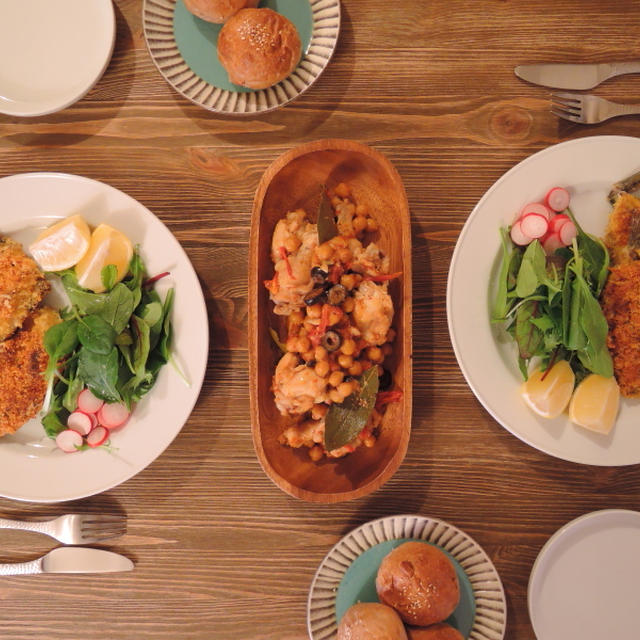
top-left (608, 61), bottom-right (640, 80)
top-left (0, 517), bottom-right (55, 539)
top-left (0, 558), bottom-right (43, 576)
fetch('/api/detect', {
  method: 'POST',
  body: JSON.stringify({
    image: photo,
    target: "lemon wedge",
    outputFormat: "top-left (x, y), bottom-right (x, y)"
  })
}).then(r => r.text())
top-left (521, 360), bottom-right (575, 419)
top-left (569, 374), bottom-right (620, 435)
top-left (29, 214), bottom-right (91, 272)
top-left (75, 223), bottom-right (133, 293)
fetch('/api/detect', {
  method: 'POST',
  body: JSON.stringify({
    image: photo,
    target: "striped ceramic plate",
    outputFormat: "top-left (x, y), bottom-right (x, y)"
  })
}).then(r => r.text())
top-left (143, 0), bottom-right (340, 115)
top-left (308, 514), bottom-right (507, 640)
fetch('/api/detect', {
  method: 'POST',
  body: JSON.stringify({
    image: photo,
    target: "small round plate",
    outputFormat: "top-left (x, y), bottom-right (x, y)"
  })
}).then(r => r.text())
top-left (0, 0), bottom-right (115, 117)
top-left (528, 509), bottom-right (640, 640)
top-left (308, 514), bottom-right (506, 640)
top-left (0, 173), bottom-right (208, 503)
top-left (143, 0), bottom-right (340, 115)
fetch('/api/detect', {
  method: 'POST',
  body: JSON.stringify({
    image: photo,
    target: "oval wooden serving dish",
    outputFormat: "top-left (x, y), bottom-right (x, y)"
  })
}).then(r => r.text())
top-left (249, 139), bottom-right (412, 502)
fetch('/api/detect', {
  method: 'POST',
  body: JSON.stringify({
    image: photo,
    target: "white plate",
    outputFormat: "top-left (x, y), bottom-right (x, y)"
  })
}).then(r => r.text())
top-left (0, 0), bottom-right (115, 117)
top-left (528, 509), bottom-right (640, 639)
top-left (447, 135), bottom-right (640, 466)
top-left (308, 514), bottom-right (507, 640)
top-left (0, 173), bottom-right (208, 502)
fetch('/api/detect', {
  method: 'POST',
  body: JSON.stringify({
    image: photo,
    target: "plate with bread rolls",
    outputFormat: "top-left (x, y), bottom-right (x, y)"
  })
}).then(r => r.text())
top-left (143, 0), bottom-right (340, 115)
top-left (308, 515), bottom-right (506, 640)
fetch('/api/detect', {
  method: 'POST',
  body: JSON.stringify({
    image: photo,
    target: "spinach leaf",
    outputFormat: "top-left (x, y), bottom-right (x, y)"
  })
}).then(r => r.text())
top-left (101, 264), bottom-right (118, 291)
top-left (78, 347), bottom-right (121, 402)
top-left (492, 228), bottom-right (517, 321)
top-left (98, 284), bottom-right (136, 334)
top-left (42, 392), bottom-right (68, 438)
top-left (78, 315), bottom-right (117, 355)
top-left (514, 300), bottom-right (544, 360)
top-left (43, 319), bottom-right (79, 378)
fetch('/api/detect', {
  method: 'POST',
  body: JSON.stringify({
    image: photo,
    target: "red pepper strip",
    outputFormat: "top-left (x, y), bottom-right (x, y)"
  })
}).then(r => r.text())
top-left (143, 271), bottom-right (170, 288)
top-left (264, 272), bottom-right (279, 294)
top-left (328, 263), bottom-right (344, 284)
top-left (375, 390), bottom-right (403, 411)
top-left (364, 271), bottom-right (403, 282)
top-left (279, 246), bottom-right (294, 279)
top-left (317, 304), bottom-right (332, 336)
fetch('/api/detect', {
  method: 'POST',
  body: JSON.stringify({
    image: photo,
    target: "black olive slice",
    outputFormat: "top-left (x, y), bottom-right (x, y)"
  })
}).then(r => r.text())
top-left (322, 331), bottom-right (342, 352)
top-left (327, 284), bottom-right (346, 305)
top-left (304, 287), bottom-right (327, 306)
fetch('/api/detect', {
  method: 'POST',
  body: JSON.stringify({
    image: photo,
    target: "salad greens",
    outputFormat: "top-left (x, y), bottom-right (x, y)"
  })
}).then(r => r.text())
top-left (492, 208), bottom-right (613, 382)
top-left (41, 250), bottom-right (175, 438)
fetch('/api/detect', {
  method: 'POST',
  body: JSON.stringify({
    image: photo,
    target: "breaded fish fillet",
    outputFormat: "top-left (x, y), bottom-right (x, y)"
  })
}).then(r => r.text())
top-left (0, 306), bottom-right (61, 437)
top-left (0, 236), bottom-right (50, 342)
top-left (602, 192), bottom-right (640, 397)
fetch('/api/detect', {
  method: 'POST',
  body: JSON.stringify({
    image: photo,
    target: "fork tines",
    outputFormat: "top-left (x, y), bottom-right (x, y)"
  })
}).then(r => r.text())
top-left (550, 92), bottom-right (581, 121)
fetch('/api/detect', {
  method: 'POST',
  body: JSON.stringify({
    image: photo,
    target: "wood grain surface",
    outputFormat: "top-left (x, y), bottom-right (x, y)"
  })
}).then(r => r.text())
top-left (2, 1), bottom-right (640, 638)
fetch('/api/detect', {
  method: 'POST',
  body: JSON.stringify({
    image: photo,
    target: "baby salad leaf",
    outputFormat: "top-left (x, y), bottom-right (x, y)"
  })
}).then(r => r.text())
top-left (101, 264), bottom-right (118, 291)
top-left (317, 187), bottom-right (338, 245)
top-left (78, 347), bottom-right (121, 403)
top-left (43, 319), bottom-right (79, 378)
top-left (77, 315), bottom-right (118, 355)
top-left (324, 366), bottom-right (379, 452)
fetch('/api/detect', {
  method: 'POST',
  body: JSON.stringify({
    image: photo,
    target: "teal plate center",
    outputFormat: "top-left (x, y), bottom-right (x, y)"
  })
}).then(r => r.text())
top-left (173, 0), bottom-right (313, 94)
top-left (335, 538), bottom-right (476, 636)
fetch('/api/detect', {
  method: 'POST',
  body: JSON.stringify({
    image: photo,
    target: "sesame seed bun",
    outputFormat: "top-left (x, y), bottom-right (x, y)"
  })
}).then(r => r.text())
top-left (183, 0), bottom-right (259, 24)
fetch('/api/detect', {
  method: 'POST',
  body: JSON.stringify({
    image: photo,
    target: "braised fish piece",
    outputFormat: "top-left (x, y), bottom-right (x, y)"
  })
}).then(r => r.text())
top-left (0, 306), bottom-right (61, 437)
top-left (0, 236), bottom-right (50, 342)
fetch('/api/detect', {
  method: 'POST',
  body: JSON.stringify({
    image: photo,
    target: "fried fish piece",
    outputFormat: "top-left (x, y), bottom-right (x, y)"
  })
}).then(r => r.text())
top-left (601, 192), bottom-right (640, 397)
top-left (0, 236), bottom-right (50, 342)
top-left (0, 306), bottom-right (61, 437)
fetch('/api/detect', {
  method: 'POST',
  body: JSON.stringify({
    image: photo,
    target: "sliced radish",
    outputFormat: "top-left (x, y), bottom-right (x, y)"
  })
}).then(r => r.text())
top-left (67, 411), bottom-right (93, 436)
top-left (88, 413), bottom-right (98, 429)
top-left (520, 202), bottom-right (552, 221)
top-left (56, 429), bottom-right (83, 453)
top-left (520, 213), bottom-right (549, 239)
top-left (548, 213), bottom-right (570, 234)
top-left (559, 220), bottom-right (577, 245)
top-left (510, 220), bottom-right (533, 246)
top-left (543, 231), bottom-right (564, 254)
top-left (545, 187), bottom-right (571, 212)
top-left (77, 388), bottom-right (104, 414)
top-left (86, 426), bottom-right (109, 448)
top-left (97, 402), bottom-right (131, 429)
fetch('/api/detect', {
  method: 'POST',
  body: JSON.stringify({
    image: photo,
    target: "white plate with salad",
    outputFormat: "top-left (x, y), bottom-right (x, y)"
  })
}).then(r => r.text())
top-left (0, 173), bottom-right (208, 502)
top-left (447, 135), bottom-right (640, 466)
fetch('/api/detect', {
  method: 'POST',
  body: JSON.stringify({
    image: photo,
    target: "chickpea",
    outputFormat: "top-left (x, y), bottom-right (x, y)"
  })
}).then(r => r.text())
top-left (338, 354), bottom-right (354, 369)
top-left (311, 403), bottom-right (328, 420)
top-left (348, 361), bottom-right (363, 377)
top-left (366, 217), bottom-right (379, 231)
top-left (342, 297), bottom-right (355, 313)
top-left (386, 328), bottom-right (396, 342)
top-left (382, 343), bottom-right (392, 357)
top-left (337, 381), bottom-right (356, 398)
top-left (341, 339), bottom-right (356, 356)
top-left (286, 337), bottom-right (298, 352)
top-left (283, 235), bottom-right (301, 253)
top-left (297, 336), bottom-right (311, 353)
top-left (328, 371), bottom-right (344, 387)
top-left (316, 243), bottom-right (333, 261)
top-left (355, 203), bottom-right (368, 216)
top-left (337, 248), bottom-right (353, 263)
top-left (289, 310), bottom-right (304, 325)
top-left (367, 346), bottom-right (383, 363)
top-left (334, 182), bottom-right (350, 198)
top-left (314, 345), bottom-right (328, 361)
top-left (306, 304), bottom-right (322, 319)
top-left (329, 236), bottom-right (347, 250)
top-left (308, 445), bottom-right (324, 462)
top-left (363, 435), bottom-right (376, 448)
top-left (329, 389), bottom-right (344, 404)
top-left (314, 360), bottom-right (330, 378)
top-left (353, 215), bottom-right (368, 233)
top-left (298, 327), bottom-right (308, 338)
top-left (340, 274), bottom-right (356, 291)
top-left (328, 309), bottom-right (342, 326)
top-left (303, 350), bottom-right (316, 362)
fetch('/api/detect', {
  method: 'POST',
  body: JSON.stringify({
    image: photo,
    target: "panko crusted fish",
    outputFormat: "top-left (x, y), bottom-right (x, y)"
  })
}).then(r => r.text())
top-left (0, 236), bottom-right (50, 342)
top-left (0, 306), bottom-right (61, 437)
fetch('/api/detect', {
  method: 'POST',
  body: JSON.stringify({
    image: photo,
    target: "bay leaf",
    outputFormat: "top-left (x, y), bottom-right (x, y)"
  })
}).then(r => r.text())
top-left (317, 186), bottom-right (338, 244)
top-left (324, 366), bottom-right (380, 452)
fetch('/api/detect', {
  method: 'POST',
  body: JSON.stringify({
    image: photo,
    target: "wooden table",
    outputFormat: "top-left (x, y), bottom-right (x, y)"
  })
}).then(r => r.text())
top-left (2, 1), bottom-right (640, 638)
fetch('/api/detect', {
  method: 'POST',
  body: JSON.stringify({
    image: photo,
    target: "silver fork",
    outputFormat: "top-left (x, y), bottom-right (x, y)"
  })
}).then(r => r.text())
top-left (551, 92), bottom-right (640, 124)
top-left (0, 514), bottom-right (126, 545)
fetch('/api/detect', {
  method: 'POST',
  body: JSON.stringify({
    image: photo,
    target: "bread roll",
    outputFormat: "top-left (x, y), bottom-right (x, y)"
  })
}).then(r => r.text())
top-left (337, 603), bottom-right (408, 640)
top-left (406, 623), bottom-right (465, 640)
top-left (183, 0), bottom-right (259, 24)
top-left (376, 542), bottom-right (460, 627)
top-left (217, 8), bottom-right (302, 89)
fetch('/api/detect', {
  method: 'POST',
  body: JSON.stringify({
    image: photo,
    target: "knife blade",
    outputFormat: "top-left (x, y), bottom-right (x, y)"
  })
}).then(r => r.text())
top-left (0, 547), bottom-right (134, 576)
top-left (515, 61), bottom-right (640, 90)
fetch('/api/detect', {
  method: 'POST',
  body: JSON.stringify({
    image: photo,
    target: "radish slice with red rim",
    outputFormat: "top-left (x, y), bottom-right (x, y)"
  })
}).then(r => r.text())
top-left (86, 426), bottom-right (109, 448)
top-left (520, 213), bottom-right (549, 239)
top-left (56, 429), bottom-right (83, 453)
top-left (510, 220), bottom-right (533, 246)
top-left (548, 213), bottom-right (570, 234)
top-left (97, 402), bottom-right (130, 429)
top-left (559, 220), bottom-right (577, 245)
top-left (520, 202), bottom-right (552, 221)
top-left (545, 186), bottom-right (571, 212)
top-left (77, 388), bottom-right (104, 414)
top-left (67, 411), bottom-right (93, 436)
top-left (543, 232), bottom-right (564, 254)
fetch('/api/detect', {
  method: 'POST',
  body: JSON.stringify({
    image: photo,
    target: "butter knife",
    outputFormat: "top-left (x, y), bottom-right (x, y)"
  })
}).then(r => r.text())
top-left (515, 61), bottom-right (640, 90)
top-left (0, 547), bottom-right (134, 576)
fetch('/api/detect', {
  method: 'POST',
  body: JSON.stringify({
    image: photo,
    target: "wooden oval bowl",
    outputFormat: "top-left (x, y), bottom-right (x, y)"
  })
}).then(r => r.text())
top-left (249, 139), bottom-right (412, 502)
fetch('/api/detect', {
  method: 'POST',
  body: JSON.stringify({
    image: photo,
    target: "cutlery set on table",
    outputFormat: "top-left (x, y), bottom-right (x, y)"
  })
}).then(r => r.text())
top-left (0, 514), bottom-right (130, 576)
top-left (516, 60), bottom-right (640, 123)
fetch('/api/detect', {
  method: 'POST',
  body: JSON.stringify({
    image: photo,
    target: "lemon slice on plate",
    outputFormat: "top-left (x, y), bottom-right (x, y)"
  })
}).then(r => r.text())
top-left (569, 374), bottom-right (620, 435)
top-left (75, 223), bottom-right (133, 293)
top-left (521, 360), bottom-right (575, 419)
top-left (29, 214), bottom-right (91, 271)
